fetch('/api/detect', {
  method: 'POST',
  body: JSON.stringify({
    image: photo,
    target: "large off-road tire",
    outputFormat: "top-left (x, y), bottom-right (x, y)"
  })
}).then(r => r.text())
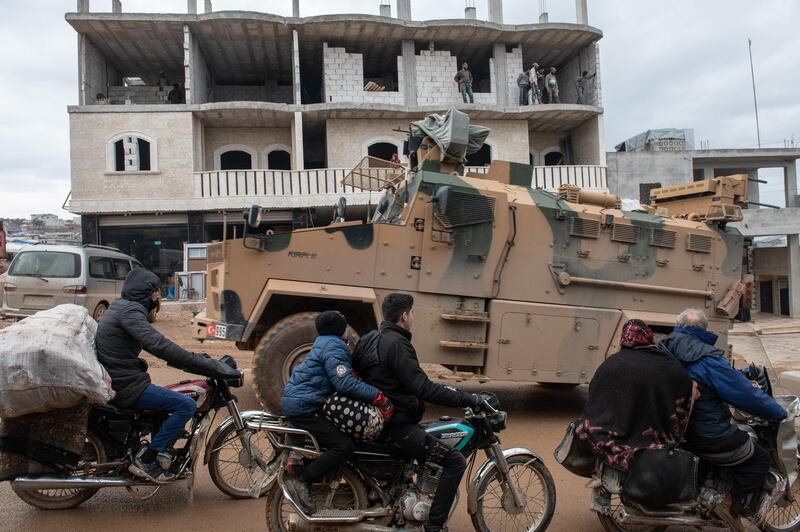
top-left (12, 431), bottom-right (106, 510)
top-left (265, 467), bottom-right (368, 532)
top-left (470, 455), bottom-right (556, 532)
top-left (253, 312), bottom-right (356, 413)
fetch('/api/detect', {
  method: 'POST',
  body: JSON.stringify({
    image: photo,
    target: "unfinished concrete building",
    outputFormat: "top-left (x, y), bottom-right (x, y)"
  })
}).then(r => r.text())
top-left (66, 0), bottom-right (607, 287)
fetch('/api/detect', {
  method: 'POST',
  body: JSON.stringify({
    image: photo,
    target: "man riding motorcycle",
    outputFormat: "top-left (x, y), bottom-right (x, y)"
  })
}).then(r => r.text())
top-left (95, 268), bottom-right (237, 484)
top-left (659, 308), bottom-right (787, 528)
top-left (352, 293), bottom-right (482, 532)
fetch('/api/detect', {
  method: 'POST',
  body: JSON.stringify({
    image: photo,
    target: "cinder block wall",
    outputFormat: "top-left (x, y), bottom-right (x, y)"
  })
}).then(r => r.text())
top-left (415, 50), bottom-right (496, 105)
top-left (322, 44), bottom-right (404, 104)
top-left (506, 47), bottom-right (523, 105)
top-left (558, 45), bottom-right (600, 105)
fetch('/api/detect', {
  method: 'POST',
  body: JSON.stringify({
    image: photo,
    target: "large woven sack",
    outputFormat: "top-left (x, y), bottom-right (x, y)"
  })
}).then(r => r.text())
top-left (0, 304), bottom-right (113, 418)
top-left (322, 394), bottom-right (384, 442)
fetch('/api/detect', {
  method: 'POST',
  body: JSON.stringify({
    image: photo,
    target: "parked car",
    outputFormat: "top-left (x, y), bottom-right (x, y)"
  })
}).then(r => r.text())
top-left (1, 244), bottom-right (145, 321)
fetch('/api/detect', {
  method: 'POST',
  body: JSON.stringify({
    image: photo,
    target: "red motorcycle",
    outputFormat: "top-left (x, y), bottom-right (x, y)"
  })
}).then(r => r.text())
top-left (10, 355), bottom-right (276, 509)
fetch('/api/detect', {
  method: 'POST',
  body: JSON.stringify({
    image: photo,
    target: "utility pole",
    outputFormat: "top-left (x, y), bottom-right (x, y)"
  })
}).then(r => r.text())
top-left (748, 38), bottom-right (761, 148)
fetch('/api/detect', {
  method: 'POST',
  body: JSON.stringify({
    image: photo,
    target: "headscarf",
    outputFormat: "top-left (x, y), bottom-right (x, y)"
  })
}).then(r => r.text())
top-left (620, 319), bottom-right (655, 348)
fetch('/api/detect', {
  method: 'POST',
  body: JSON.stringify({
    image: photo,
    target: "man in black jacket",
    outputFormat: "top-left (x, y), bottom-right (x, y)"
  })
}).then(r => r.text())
top-left (352, 293), bottom-right (480, 532)
top-left (95, 268), bottom-right (236, 483)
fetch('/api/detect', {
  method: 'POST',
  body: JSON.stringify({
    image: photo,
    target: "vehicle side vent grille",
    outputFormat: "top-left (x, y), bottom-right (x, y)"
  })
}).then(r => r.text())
top-left (611, 223), bottom-right (638, 244)
top-left (687, 233), bottom-right (713, 253)
top-left (570, 217), bottom-right (600, 239)
top-left (650, 228), bottom-right (677, 248)
top-left (435, 190), bottom-right (495, 228)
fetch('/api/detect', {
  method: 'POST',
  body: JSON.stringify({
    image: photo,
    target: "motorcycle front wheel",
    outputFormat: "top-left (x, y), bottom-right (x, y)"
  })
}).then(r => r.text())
top-left (761, 457), bottom-right (800, 531)
top-left (265, 467), bottom-right (368, 532)
top-left (597, 496), bottom-right (666, 532)
top-left (471, 455), bottom-right (556, 532)
top-left (12, 431), bottom-right (106, 510)
top-left (207, 422), bottom-right (275, 499)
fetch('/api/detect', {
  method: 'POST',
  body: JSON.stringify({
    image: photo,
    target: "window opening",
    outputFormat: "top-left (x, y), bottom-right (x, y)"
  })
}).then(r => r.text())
top-left (367, 142), bottom-right (398, 162)
top-left (544, 151), bottom-right (565, 166)
top-left (466, 144), bottom-right (492, 166)
top-left (220, 150), bottom-right (253, 170)
top-left (267, 150), bottom-right (291, 170)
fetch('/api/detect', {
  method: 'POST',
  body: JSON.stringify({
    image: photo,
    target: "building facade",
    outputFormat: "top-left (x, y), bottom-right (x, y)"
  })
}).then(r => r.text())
top-left (66, 0), bottom-right (607, 281)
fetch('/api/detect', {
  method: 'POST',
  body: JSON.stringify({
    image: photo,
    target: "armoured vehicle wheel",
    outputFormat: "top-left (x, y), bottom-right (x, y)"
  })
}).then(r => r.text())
top-left (253, 312), bottom-right (356, 413)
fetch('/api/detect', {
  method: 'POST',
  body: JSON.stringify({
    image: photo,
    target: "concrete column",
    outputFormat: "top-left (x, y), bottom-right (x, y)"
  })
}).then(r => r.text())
top-left (204, 0), bottom-right (212, 13)
top-left (488, 0), bottom-right (503, 23)
top-left (575, 0), bottom-right (588, 25)
top-left (397, 0), bottom-right (411, 21)
top-left (292, 30), bottom-right (301, 104)
top-left (702, 166), bottom-right (714, 180)
top-left (786, 161), bottom-right (800, 317)
top-left (187, 0), bottom-right (197, 14)
top-left (401, 40), bottom-right (417, 107)
top-left (112, 0), bottom-right (121, 13)
top-left (539, 12), bottom-right (549, 23)
top-left (380, 3), bottom-right (391, 17)
top-left (465, 6), bottom-right (476, 19)
top-left (292, 112), bottom-right (305, 170)
top-left (292, 0), bottom-right (299, 17)
top-left (77, 0), bottom-right (90, 13)
top-left (493, 43), bottom-right (507, 107)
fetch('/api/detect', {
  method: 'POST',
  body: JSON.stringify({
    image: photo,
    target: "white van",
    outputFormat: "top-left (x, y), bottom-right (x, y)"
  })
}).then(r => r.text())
top-left (1, 244), bottom-right (144, 321)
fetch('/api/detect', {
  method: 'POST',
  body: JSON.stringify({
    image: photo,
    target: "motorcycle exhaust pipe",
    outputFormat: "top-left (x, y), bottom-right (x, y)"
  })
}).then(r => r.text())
top-left (11, 476), bottom-right (134, 491)
top-left (621, 513), bottom-right (710, 527)
top-left (287, 514), bottom-right (417, 532)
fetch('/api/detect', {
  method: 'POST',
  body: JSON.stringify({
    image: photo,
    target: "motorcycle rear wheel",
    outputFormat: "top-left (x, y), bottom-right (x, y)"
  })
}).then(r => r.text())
top-left (265, 467), bottom-right (368, 532)
top-left (597, 496), bottom-right (666, 532)
top-left (12, 431), bottom-right (106, 510)
top-left (471, 455), bottom-right (556, 532)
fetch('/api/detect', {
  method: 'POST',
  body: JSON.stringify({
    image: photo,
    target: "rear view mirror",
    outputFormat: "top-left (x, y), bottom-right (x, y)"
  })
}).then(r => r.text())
top-left (245, 205), bottom-right (262, 228)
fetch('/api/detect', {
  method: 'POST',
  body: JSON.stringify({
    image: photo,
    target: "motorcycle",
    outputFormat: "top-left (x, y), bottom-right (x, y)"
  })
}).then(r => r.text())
top-left (263, 392), bottom-right (557, 532)
top-left (10, 355), bottom-right (275, 509)
top-left (586, 366), bottom-right (800, 532)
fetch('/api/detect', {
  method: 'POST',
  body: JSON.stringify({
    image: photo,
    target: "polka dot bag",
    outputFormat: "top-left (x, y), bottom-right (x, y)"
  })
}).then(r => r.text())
top-left (322, 394), bottom-right (384, 441)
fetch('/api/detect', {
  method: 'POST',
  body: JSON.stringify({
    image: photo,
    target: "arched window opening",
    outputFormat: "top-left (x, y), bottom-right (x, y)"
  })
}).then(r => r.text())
top-left (466, 144), bottom-right (492, 166)
top-left (544, 151), bottom-right (565, 166)
top-left (220, 150), bottom-right (253, 170)
top-left (112, 135), bottom-right (152, 172)
top-left (367, 142), bottom-right (398, 162)
top-left (267, 150), bottom-right (291, 170)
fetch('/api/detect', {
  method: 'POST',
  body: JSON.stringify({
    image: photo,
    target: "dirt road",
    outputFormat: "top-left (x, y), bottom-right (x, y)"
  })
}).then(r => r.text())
top-left (0, 310), bottom-right (783, 531)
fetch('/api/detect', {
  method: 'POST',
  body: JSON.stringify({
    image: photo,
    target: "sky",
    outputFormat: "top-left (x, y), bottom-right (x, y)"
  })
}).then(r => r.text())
top-left (0, 0), bottom-right (797, 219)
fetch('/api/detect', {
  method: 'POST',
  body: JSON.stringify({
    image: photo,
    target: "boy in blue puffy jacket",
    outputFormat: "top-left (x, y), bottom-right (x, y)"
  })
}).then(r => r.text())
top-left (282, 310), bottom-right (393, 514)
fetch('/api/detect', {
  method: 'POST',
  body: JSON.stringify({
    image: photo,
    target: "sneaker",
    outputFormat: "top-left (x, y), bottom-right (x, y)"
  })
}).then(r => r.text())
top-left (129, 448), bottom-right (176, 484)
top-left (284, 477), bottom-right (316, 515)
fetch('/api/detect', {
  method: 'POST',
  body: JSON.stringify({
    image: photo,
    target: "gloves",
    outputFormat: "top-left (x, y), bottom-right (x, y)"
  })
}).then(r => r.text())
top-left (468, 393), bottom-right (484, 412)
top-left (373, 391), bottom-right (395, 421)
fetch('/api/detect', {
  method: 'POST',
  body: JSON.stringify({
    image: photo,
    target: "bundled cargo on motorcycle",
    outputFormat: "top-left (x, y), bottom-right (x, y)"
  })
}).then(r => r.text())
top-left (0, 304), bottom-right (113, 418)
top-left (0, 305), bottom-right (113, 480)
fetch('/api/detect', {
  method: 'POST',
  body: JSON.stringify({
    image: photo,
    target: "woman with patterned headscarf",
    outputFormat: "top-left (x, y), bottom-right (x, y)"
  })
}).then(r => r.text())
top-left (576, 319), bottom-right (696, 471)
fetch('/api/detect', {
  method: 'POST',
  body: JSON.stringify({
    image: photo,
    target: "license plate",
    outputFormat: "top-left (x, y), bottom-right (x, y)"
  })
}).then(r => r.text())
top-left (23, 295), bottom-right (52, 305)
top-left (206, 323), bottom-right (227, 339)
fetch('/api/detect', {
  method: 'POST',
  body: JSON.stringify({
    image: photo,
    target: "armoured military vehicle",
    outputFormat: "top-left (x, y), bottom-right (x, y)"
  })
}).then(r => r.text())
top-left (192, 110), bottom-right (747, 412)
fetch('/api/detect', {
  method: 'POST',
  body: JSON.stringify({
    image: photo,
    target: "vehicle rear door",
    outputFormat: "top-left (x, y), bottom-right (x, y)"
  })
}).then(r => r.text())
top-left (88, 256), bottom-right (117, 305)
top-left (5, 250), bottom-right (82, 311)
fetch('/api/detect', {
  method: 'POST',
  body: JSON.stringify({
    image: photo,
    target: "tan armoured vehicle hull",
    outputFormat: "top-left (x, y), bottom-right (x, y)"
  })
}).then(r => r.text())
top-left (192, 116), bottom-right (745, 412)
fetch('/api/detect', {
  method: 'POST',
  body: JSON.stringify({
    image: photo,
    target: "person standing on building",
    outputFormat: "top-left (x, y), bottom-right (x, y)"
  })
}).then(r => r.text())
top-left (454, 62), bottom-right (474, 104)
top-left (516, 69), bottom-right (531, 105)
top-left (545, 67), bottom-right (559, 104)
top-left (168, 83), bottom-right (183, 104)
top-left (575, 70), bottom-right (595, 105)
top-left (529, 63), bottom-right (541, 104)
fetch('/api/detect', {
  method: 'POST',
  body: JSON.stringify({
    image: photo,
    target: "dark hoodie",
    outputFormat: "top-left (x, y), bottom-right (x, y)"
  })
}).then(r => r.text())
top-left (659, 328), bottom-right (786, 442)
top-left (95, 268), bottom-right (233, 407)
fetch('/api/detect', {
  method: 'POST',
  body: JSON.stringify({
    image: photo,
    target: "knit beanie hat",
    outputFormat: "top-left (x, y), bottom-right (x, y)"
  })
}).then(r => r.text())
top-left (315, 310), bottom-right (347, 337)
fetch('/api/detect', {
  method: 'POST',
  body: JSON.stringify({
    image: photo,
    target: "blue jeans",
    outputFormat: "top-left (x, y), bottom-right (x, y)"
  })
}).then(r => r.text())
top-left (460, 83), bottom-right (474, 103)
top-left (133, 384), bottom-right (197, 452)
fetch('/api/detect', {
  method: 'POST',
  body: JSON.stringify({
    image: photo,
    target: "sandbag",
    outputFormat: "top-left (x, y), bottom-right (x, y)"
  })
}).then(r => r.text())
top-left (0, 304), bottom-right (113, 418)
top-left (0, 403), bottom-right (90, 480)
